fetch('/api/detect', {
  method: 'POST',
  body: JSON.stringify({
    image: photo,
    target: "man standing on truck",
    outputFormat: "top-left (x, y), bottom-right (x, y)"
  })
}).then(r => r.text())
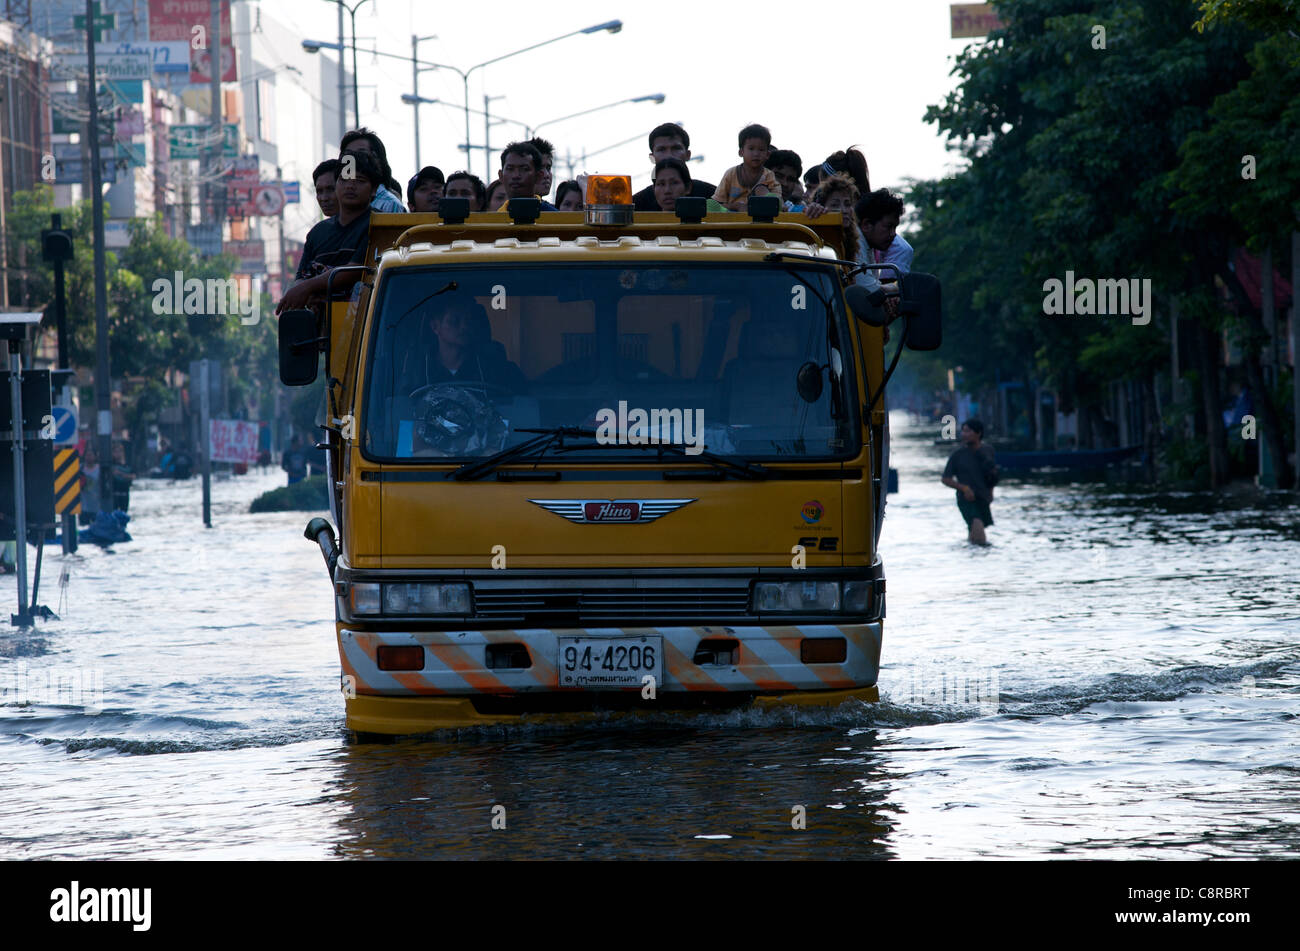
top-left (499, 142), bottom-right (558, 210)
top-left (941, 419), bottom-right (999, 545)
top-left (633, 123), bottom-right (717, 211)
top-left (276, 150), bottom-right (381, 314)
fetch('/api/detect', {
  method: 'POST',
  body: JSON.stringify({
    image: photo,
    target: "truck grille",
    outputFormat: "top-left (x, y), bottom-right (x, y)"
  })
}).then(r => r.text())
top-left (472, 585), bottom-right (751, 623)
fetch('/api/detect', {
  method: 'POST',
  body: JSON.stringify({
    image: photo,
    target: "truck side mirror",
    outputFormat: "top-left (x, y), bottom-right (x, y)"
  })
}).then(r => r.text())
top-left (796, 361), bottom-right (824, 403)
top-left (279, 308), bottom-right (321, 386)
top-left (900, 272), bottom-right (942, 351)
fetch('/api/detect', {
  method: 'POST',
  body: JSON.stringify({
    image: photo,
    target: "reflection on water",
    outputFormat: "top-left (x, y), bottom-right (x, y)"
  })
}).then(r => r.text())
top-left (1, 416), bottom-right (1297, 859)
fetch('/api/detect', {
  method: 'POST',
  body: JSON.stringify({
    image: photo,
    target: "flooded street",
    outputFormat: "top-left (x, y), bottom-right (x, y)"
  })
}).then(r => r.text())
top-left (2, 413), bottom-right (1297, 860)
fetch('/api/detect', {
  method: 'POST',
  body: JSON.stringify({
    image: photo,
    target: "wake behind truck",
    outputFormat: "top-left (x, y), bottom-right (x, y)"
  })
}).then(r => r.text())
top-left (279, 182), bottom-right (940, 740)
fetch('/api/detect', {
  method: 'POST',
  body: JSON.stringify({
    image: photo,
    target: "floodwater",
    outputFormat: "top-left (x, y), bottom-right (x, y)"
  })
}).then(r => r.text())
top-left (1, 414), bottom-right (1297, 860)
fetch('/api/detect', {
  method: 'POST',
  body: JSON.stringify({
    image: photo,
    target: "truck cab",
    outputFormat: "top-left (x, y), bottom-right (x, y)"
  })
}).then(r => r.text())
top-left (280, 188), bottom-right (940, 738)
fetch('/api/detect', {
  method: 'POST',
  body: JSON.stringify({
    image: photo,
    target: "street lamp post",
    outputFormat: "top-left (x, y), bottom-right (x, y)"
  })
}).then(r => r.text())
top-left (408, 21), bottom-right (623, 181)
top-left (527, 94), bottom-right (664, 139)
top-left (314, 0), bottom-right (371, 132)
top-left (312, 21), bottom-right (622, 176)
top-left (344, 0), bottom-right (371, 130)
top-left (410, 33), bottom-right (437, 169)
top-left (484, 94), bottom-right (505, 179)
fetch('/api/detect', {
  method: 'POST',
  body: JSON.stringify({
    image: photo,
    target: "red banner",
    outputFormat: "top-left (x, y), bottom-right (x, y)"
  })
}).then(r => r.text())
top-left (951, 3), bottom-right (1004, 38)
top-left (209, 419), bottom-right (260, 464)
top-left (148, 0), bottom-right (236, 83)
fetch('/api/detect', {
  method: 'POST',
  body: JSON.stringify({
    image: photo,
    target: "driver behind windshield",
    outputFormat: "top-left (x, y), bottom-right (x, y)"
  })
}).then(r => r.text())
top-left (410, 297), bottom-right (527, 394)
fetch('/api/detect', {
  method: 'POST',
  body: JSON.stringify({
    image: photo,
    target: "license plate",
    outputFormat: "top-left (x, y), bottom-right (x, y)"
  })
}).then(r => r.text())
top-left (558, 636), bottom-right (663, 688)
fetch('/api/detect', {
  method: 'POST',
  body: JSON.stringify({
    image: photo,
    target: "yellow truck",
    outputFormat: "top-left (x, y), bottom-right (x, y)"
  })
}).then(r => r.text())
top-left (279, 184), bottom-right (940, 740)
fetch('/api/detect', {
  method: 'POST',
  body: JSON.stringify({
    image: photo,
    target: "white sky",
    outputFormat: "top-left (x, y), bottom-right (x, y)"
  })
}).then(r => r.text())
top-left (268, 0), bottom-right (981, 195)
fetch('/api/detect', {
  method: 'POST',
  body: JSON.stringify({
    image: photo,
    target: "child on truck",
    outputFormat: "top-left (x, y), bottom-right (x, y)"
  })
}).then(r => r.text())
top-left (713, 123), bottom-right (781, 211)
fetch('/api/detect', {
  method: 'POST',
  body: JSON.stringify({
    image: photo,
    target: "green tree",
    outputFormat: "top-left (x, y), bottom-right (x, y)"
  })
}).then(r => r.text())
top-left (6, 186), bottom-right (281, 470)
top-left (909, 0), bottom-right (1277, 484)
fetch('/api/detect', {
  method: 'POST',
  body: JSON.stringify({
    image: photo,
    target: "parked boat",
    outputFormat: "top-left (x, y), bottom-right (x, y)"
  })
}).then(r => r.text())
top-left (994, 446), bottom-right (1143, 470)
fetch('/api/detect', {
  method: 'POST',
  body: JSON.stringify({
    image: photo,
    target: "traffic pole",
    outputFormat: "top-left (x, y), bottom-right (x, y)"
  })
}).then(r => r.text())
top-left (8, 337), bottom-right (29, 625)
top-left (200, 359), bottom-right (211, 527)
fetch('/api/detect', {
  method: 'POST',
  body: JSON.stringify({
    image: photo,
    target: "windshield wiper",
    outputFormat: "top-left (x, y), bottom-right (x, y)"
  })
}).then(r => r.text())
top-left (452, 426), bottom-right (596, 481)
top-left (553, 439), bottom-right (770, 480)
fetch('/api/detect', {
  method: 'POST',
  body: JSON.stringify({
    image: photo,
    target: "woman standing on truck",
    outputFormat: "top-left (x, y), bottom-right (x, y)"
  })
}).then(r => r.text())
top-left (652, 158), bottom-right (726, 214)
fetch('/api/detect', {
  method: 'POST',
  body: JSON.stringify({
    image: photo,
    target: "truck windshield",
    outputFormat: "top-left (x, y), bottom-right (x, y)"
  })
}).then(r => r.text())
top-left (361, 263), bottom-right (858, 462)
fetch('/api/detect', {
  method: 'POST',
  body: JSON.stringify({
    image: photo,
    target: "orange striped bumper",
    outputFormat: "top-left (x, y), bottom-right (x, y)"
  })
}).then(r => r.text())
top-left (338, 623), bottom-right (882, 734)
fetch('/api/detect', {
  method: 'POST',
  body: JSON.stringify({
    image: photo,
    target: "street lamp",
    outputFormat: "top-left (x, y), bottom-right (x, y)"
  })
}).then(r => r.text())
top-left (301, 39), bottom-right (358, 131)
top-left (310, 21), bottom-right (623, 178)
top-left (306, 0), bottom-right (372, 131)
top-left (413, 20), bottom-right (624, 180)
top-left (528, 94), bottom-right (665, 138)
top-left (410, 34), bottom-right (437, 169)
top-left (400, 93), bottom-right (527, 130)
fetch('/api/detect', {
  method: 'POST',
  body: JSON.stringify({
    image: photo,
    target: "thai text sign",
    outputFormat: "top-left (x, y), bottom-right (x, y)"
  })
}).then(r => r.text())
top-left (951, 3), bottom-right (1004, 38)
top-left (209, 419), bottom-right (259, 464)
top-left (168, 123), bottom-right (238, 159)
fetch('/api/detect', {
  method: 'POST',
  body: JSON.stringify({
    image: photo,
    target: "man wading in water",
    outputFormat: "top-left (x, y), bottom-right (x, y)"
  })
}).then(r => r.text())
top-left (941, 419), bottom-right (999, 545)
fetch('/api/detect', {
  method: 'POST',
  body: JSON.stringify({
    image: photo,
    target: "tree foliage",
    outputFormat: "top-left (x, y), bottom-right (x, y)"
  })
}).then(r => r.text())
top-left (907, 0), bottom-right (1292, 482)
top-left (5, 186), bottom-right (279, 457)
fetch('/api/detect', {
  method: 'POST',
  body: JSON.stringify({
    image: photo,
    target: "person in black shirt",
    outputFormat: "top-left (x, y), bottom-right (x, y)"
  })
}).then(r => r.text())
top-left (942, 419), bottom-right (999, 544)
top-left (276, 150), bottom-right (381, 314)
top-left (499, 142), bottom-right (557, 211)
top-left (633, 123), bottom-right (716, 211)
top-left (282, 434), bottom-right (308, 485)
top-left (408, 165), bottom-right (444, 213)
top-left (110, 442), bottom-right (134, 513)
top-left (526, 137), bottom-right (556, 200)
top-left (444, 171), bottom-right (486, 211)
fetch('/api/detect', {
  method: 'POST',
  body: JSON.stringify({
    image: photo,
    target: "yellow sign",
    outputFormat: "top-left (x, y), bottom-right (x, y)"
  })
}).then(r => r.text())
top-left (951, 3), bottom-right (1004, 38)
top-left (54, 448), bottom-right (81, 515)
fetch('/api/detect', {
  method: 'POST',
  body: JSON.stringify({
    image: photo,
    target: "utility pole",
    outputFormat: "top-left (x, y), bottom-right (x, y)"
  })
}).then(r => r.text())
top-left (208, 0), bottom-right (225, 229)
top-left (86, 0), bottom-right (113, 512)
top-left (412, 35), bottom-right (421, 169)
top-left (276, 165), bottom-right (288, 288)
top-left (484, 94), bottom-right (492, 182)
top-left (200, 359), bottom-right (211, 527)
top-left (1293, 231), bottom-right (1300, 487)
top-left (336, 2), bottom-right (346, 140)
top-left (484, 93), bottom-right (505, 182)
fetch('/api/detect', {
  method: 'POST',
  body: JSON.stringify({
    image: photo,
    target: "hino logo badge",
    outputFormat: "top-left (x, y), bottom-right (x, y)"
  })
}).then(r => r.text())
top-left (529, 499), bottom-right (696, 524)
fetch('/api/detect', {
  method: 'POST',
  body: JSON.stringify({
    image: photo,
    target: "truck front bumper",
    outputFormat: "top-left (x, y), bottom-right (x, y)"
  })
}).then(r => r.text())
top-left (338, 623), bottom-right (881, 734)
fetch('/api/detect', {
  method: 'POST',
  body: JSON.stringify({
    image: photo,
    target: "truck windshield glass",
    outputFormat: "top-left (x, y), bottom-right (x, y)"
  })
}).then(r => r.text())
top-left (361, 264), bottom-right (858, 462)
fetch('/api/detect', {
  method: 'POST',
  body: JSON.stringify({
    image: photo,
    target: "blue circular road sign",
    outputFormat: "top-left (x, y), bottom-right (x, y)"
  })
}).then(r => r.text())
top-left (51, 405), bottom-right (77, 444)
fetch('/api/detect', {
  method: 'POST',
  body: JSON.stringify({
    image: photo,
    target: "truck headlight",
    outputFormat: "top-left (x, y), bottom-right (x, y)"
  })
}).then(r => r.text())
top-left (754, 580), bottom-right (841, 613)
top-left (350, 582), bottom-right (471, 616)
top-left (384, 583), bottom-right (471, 615)
top-left (842, 581), bottom-right (871, 613)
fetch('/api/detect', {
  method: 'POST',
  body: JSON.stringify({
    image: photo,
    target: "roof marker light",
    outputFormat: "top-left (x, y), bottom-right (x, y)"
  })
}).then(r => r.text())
top-left (584, 175), bottom-right (634, 226)
top-left (507, 197), bottom-right (542, 225)
top-left (748, 195), bottom-right (780, 223)
top-left (674, 196), bottom-right (706, 224)
top-left (438, 197), bottom-right (470, 225)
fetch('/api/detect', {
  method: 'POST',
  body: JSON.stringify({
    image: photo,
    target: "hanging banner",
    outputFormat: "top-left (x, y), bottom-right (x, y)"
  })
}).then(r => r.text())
top-left (951, 3), bottom-right (1005, 38)
top-left (209, 419), bottom-right (260, 464)
top-left (147, 0), bottom-right (236, 83)
top-left (167, 123), bottom-right (238, 159)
